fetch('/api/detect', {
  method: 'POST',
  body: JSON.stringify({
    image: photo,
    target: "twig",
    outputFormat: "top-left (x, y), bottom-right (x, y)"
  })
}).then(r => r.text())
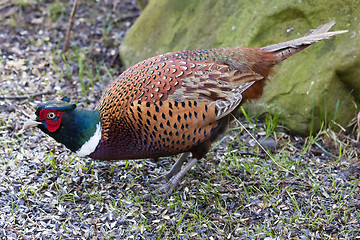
top-left (0, 90), bottom-right (55, 100)
top-left (0, 0), bottom-right (13, 10)
top-left (10, 227), bottom-right (27, 240)
top-left (115, 12), bottom-right (140, 22)
top-left (110, 48), bottom-right (120, 67)
top-left (0, 5), bottom-right (18, 19)
top-left (62, 0), bottom-right (79, 53)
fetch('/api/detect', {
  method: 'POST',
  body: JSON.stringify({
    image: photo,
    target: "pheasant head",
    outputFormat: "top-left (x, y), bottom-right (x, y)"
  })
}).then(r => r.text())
top-left (23, 97), bottom-right (101, 156)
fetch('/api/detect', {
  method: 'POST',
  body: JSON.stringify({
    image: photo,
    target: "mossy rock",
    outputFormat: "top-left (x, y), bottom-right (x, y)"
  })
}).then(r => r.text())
top-left (120, 0), bottom-right (360, 135)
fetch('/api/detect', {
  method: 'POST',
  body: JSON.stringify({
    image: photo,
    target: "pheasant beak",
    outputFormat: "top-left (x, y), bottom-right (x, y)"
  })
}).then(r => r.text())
top-left (23, 115), bottom-right (41, 130)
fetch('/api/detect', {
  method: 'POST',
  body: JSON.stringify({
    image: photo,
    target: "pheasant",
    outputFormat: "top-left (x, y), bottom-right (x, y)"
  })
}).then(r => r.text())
top-left (24, 21), bottom-right (346, 197)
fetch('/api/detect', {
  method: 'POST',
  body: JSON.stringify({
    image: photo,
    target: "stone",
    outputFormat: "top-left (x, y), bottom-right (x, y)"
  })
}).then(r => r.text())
top-left (119, 0), bottom-right (360, 135)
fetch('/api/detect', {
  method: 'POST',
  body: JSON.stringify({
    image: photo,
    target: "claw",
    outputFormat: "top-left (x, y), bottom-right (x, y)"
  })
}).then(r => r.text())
top-left (143, 157), bottom-right (198, 200)
top-left (143, 176), bottom-right (178, 200)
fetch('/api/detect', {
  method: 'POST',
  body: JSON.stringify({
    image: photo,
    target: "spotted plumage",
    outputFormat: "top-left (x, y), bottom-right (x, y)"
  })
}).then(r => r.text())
top-left (93, 48), bottom-right (271, 160)
top-left (24, 22), bottom-right (347, 197)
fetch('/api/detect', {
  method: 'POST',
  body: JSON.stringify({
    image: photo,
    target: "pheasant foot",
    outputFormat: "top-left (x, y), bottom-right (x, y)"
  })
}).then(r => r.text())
top-left (151, 152), bottom-right (190, 182)
top-left (143, 157), bottom-right (197, 200)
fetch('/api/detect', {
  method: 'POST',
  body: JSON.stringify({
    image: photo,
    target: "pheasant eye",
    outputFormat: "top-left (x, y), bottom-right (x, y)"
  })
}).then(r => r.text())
top-left (47, 112), bottom-right (56, 119)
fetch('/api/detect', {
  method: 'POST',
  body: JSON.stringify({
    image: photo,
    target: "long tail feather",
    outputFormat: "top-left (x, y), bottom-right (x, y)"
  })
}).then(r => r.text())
top-left (262, 21), bottom-right (348, 61)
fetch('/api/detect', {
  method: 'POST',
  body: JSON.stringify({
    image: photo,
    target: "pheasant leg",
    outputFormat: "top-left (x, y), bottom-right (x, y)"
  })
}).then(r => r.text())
top-left (144, 157), bottom-right (198, 199)
top-left (156, 152), bottom-right (190, 181)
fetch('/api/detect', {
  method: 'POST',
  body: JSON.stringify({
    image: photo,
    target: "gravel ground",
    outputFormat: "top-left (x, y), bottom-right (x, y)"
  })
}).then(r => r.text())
top-left (1, 1), bottom-right (360, 239)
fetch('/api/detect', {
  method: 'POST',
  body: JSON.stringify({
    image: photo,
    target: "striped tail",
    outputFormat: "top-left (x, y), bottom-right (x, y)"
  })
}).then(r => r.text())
top-left (262, 21), bottom-right (348, 61)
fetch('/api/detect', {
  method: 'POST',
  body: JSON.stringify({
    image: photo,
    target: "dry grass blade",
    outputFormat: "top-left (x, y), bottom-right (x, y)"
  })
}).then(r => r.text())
top-left (347, 109), bottom-right (360, 142)
top-left (231, 113), bottom-right (289, 173)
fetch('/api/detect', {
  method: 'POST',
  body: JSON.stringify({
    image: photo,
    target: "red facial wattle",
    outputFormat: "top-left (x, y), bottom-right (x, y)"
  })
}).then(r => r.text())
top-left (38, 109), bottom-right (64, 132)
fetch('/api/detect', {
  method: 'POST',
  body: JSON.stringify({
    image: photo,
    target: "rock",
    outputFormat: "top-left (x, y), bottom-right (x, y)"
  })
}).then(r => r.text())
top-left (119, 0), bottom-right (360, 135)
top-left (336, 170), bottom-right (350, 181)
top-left (259, 137), bottom-right (278, 150)
top-left (6, 104), bottom-right (15, 112)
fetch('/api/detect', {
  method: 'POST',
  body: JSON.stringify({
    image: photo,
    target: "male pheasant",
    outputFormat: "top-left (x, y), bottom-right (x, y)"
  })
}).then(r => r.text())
top-left (24, 21), bottom-right (346, 197)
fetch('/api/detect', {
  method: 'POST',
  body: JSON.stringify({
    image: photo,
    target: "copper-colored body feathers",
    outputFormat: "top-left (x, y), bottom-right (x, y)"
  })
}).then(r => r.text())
top-left (90, 21), bottom-right (347, 162)
top-left (92, 47), bottom-right (275, 160)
